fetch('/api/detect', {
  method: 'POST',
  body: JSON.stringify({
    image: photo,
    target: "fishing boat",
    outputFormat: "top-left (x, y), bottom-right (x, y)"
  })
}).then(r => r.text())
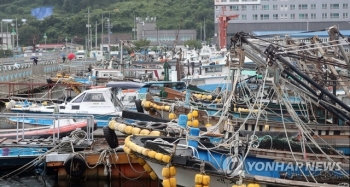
top-left (7, 81), bottom-right (145, 127)
top-left (0, 147), bottom-right (48, 169)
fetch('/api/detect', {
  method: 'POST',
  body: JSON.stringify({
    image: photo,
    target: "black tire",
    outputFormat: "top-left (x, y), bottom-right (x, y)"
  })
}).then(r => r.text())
top-left (135, 99), bottom-right (144, 113)
top-left (103, 126), bottom-right (119, 148)
top-left (146, 123), bottom-right (168, 130)
top-left (64, 156), bottom-right (87, 177)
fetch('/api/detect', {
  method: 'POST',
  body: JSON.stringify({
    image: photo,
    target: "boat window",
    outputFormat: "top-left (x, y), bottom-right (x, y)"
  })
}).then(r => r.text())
top-left (83, 93), bottom-right (105, 102)
top-left (342, 97), bottom-right (350, 105)
top-left (205, 66), bottom-right (222, 73)
top-left (72, 93), bottom-right (86, 103)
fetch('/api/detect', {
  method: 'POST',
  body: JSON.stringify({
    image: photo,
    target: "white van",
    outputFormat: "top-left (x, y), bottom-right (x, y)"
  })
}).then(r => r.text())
top-left (76, 50), bottom-right (85, 59)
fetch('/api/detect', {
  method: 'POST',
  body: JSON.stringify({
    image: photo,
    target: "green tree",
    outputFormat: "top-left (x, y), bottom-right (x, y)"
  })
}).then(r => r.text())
top-left (184, 40), bottom-right (202, 50)
top-left (132, 39), bottom-right (150, 51)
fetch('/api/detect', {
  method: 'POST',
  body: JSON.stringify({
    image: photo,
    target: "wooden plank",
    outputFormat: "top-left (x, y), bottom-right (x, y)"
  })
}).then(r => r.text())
top-left (12, 138), bottom-right (22, 143)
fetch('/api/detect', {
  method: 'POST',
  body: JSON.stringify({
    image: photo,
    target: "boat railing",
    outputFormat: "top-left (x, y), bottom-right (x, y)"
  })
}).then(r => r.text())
top-left (0, 113), bottom-right (95, 145)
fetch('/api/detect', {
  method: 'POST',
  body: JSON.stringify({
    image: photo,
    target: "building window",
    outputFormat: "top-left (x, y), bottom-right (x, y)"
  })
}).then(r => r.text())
top-left (273, 14), bottom-right (278, 19)
top-left (221, 0), bottom-right (227, 2)
top-left (311, 13), bottom-right (316, 19)
top-left (330, 13), bottom-right (339, 18)
top-left (330, 4), bottom-right (339, 9)
top-left (260, 14), bottom-right (269, 20)
top-left (252, 14), bottom-right (258, 20)
top-left (299, 13), bottom-right (308, 19)
top-left (343, 3), bottom-right (348, 9)
top-left (273, 5), bottom-right (278, 10)
top-left (230, 5), bottom-right (239, 11)
top-left (322, 13), bottom-right (327, 19)
top-left (262, 5), bottom-right (269, 10)
top-left (322, 4), bottom-right (327, 9)
top-left (291, 14), bottom-right (295, 19)
top-left (242, 15), bottom-right (247, 20)
top-left (242, 5), bottom-right (247, 11)
top-left (290, 5), bottom-right (295, 10)
top-left (298, 4), bottom-right (308, 10)
top-left (230, 0), bottom-right (239, 2)
top-left (311, 4), bottom-right (316, 9)
top-left (344, 13), bottom-right (349, 18)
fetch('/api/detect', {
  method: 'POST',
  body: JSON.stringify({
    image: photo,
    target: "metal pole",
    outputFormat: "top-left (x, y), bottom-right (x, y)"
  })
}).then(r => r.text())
top-left (95, 21), bottom-right (97, 50)
top-left (101, 14), bottom-right (104, 51)
top-left (16, 18), bottom-right (18, 48)
top-left (1, 20), bottom-right (2, 49)
top-left (6, 23), bottom-right (8, 50)
top-left (88, 8), bottom-right (90, 51)
top-left (108, 18), bottom-right (110, 51)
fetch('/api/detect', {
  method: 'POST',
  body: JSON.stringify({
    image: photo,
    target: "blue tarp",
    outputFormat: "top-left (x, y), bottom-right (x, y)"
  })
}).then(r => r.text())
top-left (31, 6), bottom-right (53, 20)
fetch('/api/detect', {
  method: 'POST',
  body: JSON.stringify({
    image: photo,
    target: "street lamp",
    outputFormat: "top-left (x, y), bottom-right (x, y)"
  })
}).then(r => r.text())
top-left (43, 33), bottom-right (47, 52)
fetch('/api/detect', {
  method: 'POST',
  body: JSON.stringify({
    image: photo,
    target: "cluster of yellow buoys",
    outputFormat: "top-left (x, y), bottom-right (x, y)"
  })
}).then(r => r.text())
top-left (193, 94), bottom-right (222, 103)
top-left (235, 108), bottom-right (259, 113)
top-left (186, 110), bottom-right (212, 128)
top-left (187, 110), bottom-right (199, 127)
top-left (123, 135), bottom-right (158, 180)
top-left (194, 173), bottom-right (211, 187)
top-left (162, 166), bottom-right (177, 187)
top-left (142, 100), bottom-right (171, 112)
top-left (123, 134), bottom-right (177, 185)
top-left (108, 120), bottom-right (161, 136)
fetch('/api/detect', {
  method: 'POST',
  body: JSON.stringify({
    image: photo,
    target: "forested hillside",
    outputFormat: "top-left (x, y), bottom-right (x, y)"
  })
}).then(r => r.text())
top-left (0, 0), bottom-right (214, 46)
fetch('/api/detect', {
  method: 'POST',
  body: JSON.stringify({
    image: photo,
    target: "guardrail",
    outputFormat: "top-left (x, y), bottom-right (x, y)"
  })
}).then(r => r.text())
top-left (0, 113), bottom-right (95, 144)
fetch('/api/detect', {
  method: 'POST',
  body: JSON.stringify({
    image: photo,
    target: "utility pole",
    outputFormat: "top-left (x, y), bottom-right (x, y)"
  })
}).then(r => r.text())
top-left (16, 18), bottom-right (18, 48)
top-left (101, 14), bottom-right (104, 51)
top-left (87, 8), bottom-right (90, 51)
top-left (1, 20), bottom-right (2, 50)
top-left (204, 17), bottom-right (206, 43)
top-left (95, 21), bottom-right (97, 50)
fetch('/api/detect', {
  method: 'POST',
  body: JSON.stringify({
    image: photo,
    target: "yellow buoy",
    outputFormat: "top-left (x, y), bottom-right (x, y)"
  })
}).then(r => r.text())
top-left (132, 127), bottom-right (141, 135)
top-left (149, 171), bottom-right (158, 180)
top-left (125, 126), bottom-right (133, 134)
top-left (169, 166), bottom-right (176, 176)
top-left (136, 146), bottom-right (144, 154)
top-left (192, 110), bottom-right (199, 118)
top-left (187, 121), bottom-right (193, 126)
top-left (137, 158), bottom-right (146, 166)
top-left (149, 131), bottom-right (161, 136)
top-left (148, 150), bottom-right (157, 158)
top-left (117, 124), bottom-right (126, 133)
top-left (192, 119), bottom-right (199, 128)
top-left (169, 113), bottom-right (177, 120)
top-left (206, 95), bottom-right (213, 100)
top-left (162, 167), bottom-right (170, 178)
top-left (144, 101), bottom-right (151, 108)
top-left (187, 112), bottom-right (193, 120)
top-left (205, 123), bottom-right (212, 127)
top-left (142, 148), bottom-right (150, 156)
top-left (108, 120), bottom-right (116, 129)
top-left (143, 163), bottom-right (152, 172)
top-left (202, 175), bottom-right (210, 185)
top-left (155, 153), bottom-right (163, 161)
top-left (169, 177), bottom-right (177, 187)
top-left (164, 105), bottom-right (170, 111)
top-left (194, 174), bottom-right (203, 184)
top-left (247, 184), bottom-right (260, 187)
top-left (162, 178), bottom-right (171, 187)
top-left (264, 124), bottom-right (269, 131)
top-left (129, 153), bottom-right (138, 159)
top-left (195, 184), bottom-right (203, 187)
top-left (162, 155), bottom-right (171, 163)
top-left (140, 129), bottom-right (150, 135)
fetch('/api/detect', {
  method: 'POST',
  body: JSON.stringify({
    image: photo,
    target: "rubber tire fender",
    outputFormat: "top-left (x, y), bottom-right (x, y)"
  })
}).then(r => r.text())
top-left (146, 122), bottom-right (168, 130)
top-left (64, 156), bottom-right (87, 177)
top-left (134, 99), bottom-right (144, 113)
top-left (103, 126), bottom-right (119, 148)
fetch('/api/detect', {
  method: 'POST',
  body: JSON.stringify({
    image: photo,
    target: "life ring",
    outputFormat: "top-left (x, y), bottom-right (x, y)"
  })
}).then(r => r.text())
top-left (134, 99), bottom-right (144, 113)
top-left (135, 121), bottom-right (148, 127)
top-left (146, 123), bottom-right (168, 130)
top-left (103, 126), bottom-right (119, 148)
top-left (64, 156), bottom-right (87, 177)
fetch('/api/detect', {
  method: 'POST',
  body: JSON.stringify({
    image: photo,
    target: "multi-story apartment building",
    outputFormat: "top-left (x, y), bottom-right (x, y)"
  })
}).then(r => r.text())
top-left (214, 0), bottom-right (350, 46)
